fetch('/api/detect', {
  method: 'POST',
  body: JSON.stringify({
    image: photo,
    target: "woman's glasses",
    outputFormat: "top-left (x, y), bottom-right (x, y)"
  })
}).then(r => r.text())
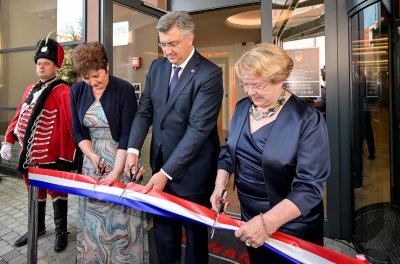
top-left (240, 81), bottom-right (271, 91)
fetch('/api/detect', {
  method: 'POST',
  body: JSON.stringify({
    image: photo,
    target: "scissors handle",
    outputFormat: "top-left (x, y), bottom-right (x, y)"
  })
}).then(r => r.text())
top-left (129, 164), bottom-right (136, 182)
top-left (131, 159), bottom-right (143, 183)
top-left (119, 160), bottom-right (144, 200)
top-left (93, 157), bottom-right (108, 191)
top-left (97, 157), bottom-right (109, 176)
top-left (217, 189), bottom-right (227, 213)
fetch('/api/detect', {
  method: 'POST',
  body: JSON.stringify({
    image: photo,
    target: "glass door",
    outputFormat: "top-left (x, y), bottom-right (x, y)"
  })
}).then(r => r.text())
top-left (112, 3), bottom-right (160, 183)
top-left (350, 2), bottom-right (390, 210)
top-left (350, 2), bottom-right (393, 253)
top-left (392, 19), bottom-right (400, 208)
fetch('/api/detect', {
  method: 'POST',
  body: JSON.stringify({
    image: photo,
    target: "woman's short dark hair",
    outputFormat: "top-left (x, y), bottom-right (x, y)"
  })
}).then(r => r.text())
top-left (72, 41), bottom-right (108, 78)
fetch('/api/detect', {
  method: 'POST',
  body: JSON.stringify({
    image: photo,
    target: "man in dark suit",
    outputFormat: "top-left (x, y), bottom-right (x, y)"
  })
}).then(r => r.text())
top-left (125, 11), bottom-right (223, 264)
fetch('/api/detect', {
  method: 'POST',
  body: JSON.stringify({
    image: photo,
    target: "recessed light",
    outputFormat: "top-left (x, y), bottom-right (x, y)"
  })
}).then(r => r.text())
top-left (226, 10), bottom-right (260, 29)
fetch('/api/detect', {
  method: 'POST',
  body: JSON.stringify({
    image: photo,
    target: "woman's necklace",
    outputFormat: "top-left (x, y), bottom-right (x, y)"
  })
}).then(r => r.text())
top-left (249, 90), bottom-right (286, 121)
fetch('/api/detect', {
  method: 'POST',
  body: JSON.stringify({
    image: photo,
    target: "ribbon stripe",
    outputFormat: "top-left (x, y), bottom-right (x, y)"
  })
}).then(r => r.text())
top-left (28, 167), bottom-right (366, 264)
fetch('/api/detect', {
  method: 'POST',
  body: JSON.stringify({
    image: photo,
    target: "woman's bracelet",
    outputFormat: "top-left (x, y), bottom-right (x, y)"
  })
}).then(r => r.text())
top-left (259, 213), bottom-right (268, 236)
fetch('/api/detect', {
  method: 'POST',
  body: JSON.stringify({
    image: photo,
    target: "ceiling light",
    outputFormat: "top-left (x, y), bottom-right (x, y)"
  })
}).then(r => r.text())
top-left (226, 10), bottom-right (261, 29)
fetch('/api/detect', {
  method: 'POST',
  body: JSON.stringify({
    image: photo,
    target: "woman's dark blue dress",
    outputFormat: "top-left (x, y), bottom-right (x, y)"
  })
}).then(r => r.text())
top-left (235, 117), bottom-right (293, 264)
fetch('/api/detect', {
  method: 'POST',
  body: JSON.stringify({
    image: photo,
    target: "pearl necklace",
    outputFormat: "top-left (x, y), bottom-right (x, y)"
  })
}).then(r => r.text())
top-left (249, 90), bottom-right (286, 121)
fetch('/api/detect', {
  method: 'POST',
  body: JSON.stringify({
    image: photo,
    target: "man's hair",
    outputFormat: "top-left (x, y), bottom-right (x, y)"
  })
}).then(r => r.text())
top-left (72, 41), bottom-right (108, 78)
top-left (156, 11), bottom-right (195, 36)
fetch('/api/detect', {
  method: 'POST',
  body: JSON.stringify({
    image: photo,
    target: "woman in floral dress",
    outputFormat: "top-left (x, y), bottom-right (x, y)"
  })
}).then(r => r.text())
top-left (71, 41), bottom-right (148, 263)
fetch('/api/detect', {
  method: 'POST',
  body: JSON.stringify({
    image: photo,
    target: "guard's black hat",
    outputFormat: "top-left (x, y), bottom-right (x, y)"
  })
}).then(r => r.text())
top-left (34, 36), bottom-right (64, 68)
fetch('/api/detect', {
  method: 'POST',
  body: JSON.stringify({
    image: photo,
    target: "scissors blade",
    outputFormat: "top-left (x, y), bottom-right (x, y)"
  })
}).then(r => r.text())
top-left (210, 189), bottom-right (226, 239)
top-left (119, 161), bottom-right (142, 200)
top-left (92, 176), bottom-right (101, 190)
top-left (118, 187), bottom-right (128, 200)
top-left (210, 213), bottom-right (220, 239)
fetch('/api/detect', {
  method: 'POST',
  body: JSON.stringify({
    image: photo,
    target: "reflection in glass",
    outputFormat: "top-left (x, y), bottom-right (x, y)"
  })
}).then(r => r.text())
top-left (112, 3), bottom-right (159, 186)
top-left (0, 0), bottom-right (83, 49)
top-left (142, 0), bottom-right (166, 11)
top-left (350, 5), bottom-right (394, 258)
top-left (0, 51), bottom-right (37, 169)
top-left (350, 3), bottom-right (390, 210)
top-left (272, 0), bottom-right (324, 42)
top-left (57, 0), bottom-right (83, 42)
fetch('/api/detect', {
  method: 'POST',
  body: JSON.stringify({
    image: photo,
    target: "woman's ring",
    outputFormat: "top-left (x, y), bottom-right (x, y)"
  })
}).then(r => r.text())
top-left (245, 240), bottom-right (251, 247)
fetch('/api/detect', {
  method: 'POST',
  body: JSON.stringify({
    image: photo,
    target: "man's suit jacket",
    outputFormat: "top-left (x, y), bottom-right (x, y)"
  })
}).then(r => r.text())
top-left (128, 50), bottom-right (223, 197)
top-left (219, 95), bottom-right (330, 244)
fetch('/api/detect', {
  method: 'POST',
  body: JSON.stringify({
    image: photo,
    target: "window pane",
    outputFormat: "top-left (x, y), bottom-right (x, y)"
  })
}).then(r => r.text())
top-left (0, 0), bottom-right (83, 49)
top-left (112, 4), bottom-right (159, 88)
top-left (143, 0), bottom-right (166, 10)
top-left (0, 51), bottom-right (37, 169)
top-left (57, 0), bottom-right (84, 41)
top-left (0, 51), bottom-right (38, 109)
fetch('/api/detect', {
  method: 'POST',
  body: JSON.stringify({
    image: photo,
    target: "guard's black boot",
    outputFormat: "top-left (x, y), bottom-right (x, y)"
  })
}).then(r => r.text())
top-left (14, 201), bottom-right (46, 247)
top-left (53, 199), bottom-right (68, 252)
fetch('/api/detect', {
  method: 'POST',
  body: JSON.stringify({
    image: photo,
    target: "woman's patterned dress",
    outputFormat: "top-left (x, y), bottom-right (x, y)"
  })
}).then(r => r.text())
top-left (76, 100), bottom-right (149, 263)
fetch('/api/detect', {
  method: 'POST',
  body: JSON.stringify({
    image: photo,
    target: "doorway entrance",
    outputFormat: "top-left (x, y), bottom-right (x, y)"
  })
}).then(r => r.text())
top-left (191, 2), bottom-right (326, 218)
top-left (349, 2), bottom-right (399, 260)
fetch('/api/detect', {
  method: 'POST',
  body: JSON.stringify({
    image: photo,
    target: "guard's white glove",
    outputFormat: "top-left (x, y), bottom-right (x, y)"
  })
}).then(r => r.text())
top-left (0, 142), bottom-right (13, 160)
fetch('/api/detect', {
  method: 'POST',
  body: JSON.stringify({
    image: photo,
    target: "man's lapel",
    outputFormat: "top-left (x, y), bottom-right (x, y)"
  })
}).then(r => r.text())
top-left (162, 52), bottom-right (200, 119)
top-left (158, 60), bottom-right (172, 108)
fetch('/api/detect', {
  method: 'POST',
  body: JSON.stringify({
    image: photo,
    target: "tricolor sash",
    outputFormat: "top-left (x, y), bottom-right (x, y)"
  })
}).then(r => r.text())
top-left (28, 167), bottom-right (367, 264)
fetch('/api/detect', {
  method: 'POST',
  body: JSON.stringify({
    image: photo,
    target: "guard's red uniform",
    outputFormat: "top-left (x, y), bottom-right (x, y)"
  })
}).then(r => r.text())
top-left (4, 79), bottom-right (76, 200)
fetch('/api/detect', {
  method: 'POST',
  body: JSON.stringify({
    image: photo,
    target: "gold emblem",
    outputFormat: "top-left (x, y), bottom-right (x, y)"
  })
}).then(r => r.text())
top-left (294, 50), bottom-right (303, 63)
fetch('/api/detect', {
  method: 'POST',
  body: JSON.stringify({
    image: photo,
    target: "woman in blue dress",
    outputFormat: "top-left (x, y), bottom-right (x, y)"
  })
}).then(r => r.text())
top-left (210, 43), bottom-right (330, 264)
top-left (70, 41), bottom-right (148, 263)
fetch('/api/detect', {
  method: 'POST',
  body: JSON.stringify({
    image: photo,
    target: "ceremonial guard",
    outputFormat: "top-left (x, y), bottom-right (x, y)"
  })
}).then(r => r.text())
top-left (0, 34), bottom-right (77, 252)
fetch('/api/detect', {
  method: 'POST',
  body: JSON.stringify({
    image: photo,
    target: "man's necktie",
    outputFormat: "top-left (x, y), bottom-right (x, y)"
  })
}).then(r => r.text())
top-left (169, 66), bottom-right (181, 95)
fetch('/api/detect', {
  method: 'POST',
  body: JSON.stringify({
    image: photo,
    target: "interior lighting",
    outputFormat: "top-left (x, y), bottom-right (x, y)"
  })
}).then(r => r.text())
top-left (226, 10), bottom-right (261, 29)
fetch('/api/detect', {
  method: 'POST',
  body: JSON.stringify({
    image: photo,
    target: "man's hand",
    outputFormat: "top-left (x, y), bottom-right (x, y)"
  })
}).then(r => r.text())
top-left (142, 171), bottom-right (168, 193)
top-left (0, 142), bottom-right (13, 161)
top-left (124, 153), bottom-right (139, 176)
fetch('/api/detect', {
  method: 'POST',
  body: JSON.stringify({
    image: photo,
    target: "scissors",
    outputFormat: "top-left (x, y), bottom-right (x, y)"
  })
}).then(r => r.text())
top-left (210, 189), bottom-right (227, 239)
top-left (118, 160), bottom-right (143, 199)
top-left (92, 157), bottom-right (109, 191)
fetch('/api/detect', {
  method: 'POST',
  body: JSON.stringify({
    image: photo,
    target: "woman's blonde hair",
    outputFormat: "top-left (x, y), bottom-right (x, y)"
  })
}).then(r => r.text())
top-left (234, 43), bottom-right (293, 83)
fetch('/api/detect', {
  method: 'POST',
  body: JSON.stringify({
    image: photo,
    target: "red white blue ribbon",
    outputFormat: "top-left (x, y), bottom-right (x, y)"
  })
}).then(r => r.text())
top-left (28, 167), bottom-right (367, 264)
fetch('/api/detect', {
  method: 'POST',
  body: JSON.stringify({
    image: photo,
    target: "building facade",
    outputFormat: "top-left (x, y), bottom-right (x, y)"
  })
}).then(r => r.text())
top-left (1, 0), bottom-right (399, 258)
